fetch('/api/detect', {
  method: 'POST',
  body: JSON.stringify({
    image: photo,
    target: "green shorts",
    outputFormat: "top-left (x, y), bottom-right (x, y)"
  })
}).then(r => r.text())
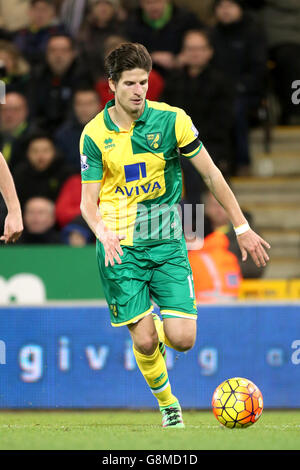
top-left (96, 237), bottom-right (197, 327)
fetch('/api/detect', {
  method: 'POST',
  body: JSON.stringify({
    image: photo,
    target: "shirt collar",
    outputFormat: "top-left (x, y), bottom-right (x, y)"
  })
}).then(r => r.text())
top-left (104, 99), bottom-right (149, 132)
top-left (136, 99), bottom-right (149, 123)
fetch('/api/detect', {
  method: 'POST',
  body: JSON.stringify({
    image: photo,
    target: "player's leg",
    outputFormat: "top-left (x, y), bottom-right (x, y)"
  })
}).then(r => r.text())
top-left (128, 311), bottom-right (158, 355)
top-left (128, 315), bottom-right (178, 405)
top-left (96, 241), bottom-right (184, 427)
top-left (152, 314), bottom-right (196, 352)
top-left (163, 317), bottom-right (196, 352)
top-left (150, 237), bottom-right (198, 353)
top-left (128, 314), bottom-right (184, 428)
top-left (147, 238), bottom-right (198, 426)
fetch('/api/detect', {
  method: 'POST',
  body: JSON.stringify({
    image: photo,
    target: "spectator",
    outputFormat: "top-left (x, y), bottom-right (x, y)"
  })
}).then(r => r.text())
top-left (163, 29), bottom-right (234, 204)
top-left (0, 92), bottom-right (37, 170)
top-left (95, 35), bottom-right (165, 105)
top-left (203, 190), bottom-right (265, 278)
top-left (78, 0), bottom-right (125, 80)
top-left (29, 33), bottom-right (92, 132)
top-left (211, 0), bottom-right (267, 175)
top-left (56, 173), bottom-right (81, 227)
top-left (55, 87), bottom-right (102, 170)
top-left (14, 0), bottom-right (66, 67)
top-left (125, 0), bottom-right (201, 74)
top-left (61, 214), bottom-right (94, 245)
top-left (13, 132), bottom-right (72, 206)
top-left (0, 40), bottom-right (31, 95)
top-left (18, 196), bottom-right (61, 244)
top-left (263, 0), bottom-right (300, 124)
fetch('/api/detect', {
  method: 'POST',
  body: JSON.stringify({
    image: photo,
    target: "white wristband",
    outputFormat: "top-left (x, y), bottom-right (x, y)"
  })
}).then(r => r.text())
top-left (234, 222), bottom-right (250, 236)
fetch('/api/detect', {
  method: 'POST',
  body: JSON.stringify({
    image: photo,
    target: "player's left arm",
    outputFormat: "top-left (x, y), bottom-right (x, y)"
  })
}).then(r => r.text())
top-left (190, 145), bottom-right (271, 268)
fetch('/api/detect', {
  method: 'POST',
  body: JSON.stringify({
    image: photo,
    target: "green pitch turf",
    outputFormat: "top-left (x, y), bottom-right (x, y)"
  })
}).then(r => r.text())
top-left (0, 410), bottom-right (299, 450)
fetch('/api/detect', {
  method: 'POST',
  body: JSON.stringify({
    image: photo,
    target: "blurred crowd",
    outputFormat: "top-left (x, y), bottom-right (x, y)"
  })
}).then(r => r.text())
top-left (0, 0), bottom-right (299, 270)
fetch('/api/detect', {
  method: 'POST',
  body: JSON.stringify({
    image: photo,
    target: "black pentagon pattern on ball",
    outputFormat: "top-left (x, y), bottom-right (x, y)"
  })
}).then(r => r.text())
top-left (218, 379), bottom-right (253, 428)
top-left (213, 378), bottom-right (263, 429)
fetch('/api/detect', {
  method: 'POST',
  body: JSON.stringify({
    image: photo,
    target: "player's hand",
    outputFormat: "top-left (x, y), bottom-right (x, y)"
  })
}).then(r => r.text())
top-left (96, 223), bottom-right (125, 267)
top-left (237, 229), bottom-right (271, 268)
top-left (0, 211), bottom-right (23, 244)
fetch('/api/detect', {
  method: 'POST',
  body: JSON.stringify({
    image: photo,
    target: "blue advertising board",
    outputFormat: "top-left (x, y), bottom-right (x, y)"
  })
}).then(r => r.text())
top-left (0, 304), bottom-right (299, 408)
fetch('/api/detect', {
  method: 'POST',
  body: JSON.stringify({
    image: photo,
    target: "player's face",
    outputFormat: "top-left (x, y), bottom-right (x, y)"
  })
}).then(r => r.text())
top-left (110, 68), bottom-right (149, 118)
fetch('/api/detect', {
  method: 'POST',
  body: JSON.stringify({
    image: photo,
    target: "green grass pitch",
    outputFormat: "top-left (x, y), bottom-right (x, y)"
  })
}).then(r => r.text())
top-left (0, 410), bottom-right (300, 450)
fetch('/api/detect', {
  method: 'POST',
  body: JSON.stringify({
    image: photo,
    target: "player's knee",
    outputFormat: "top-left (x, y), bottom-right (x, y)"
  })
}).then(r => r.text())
top-left (135, 332), bottom-right (159, 355)
top-left (172, 334), bottom-right (196, 352)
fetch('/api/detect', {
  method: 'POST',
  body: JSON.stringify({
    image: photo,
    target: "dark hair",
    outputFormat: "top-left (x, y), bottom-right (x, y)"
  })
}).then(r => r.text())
top-left (183, 28), bottom-right (213, 48)
top-left (104, 42), bottom-right (152, 83)
top-left (73, 85), bottom-right (99, 95)
top-left (213, 0), bottom-right (245, 9)
top-left (73, 86), bottom-right (101, 102)
top-left (47, 33), bottom-right (76, 50)
top-left (25, 131), bottom-right (56, 152)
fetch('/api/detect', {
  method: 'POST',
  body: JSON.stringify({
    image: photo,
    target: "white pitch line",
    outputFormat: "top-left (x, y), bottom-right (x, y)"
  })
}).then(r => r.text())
top-left (0, 424), bottom-right (300, 431)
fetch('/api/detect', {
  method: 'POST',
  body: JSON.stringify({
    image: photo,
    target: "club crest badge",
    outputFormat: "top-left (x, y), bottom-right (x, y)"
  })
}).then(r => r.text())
top-left (146, 133), bottom-right (162, 150)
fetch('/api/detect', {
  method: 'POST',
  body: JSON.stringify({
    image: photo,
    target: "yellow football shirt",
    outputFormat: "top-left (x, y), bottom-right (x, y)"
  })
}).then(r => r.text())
top-left (80, 99), bottom-right (202, 245)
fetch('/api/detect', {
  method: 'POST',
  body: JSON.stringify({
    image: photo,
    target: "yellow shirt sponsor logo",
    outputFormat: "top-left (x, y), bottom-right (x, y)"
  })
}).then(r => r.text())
top-left (102, 152), bottom-right (166, 204)
top-left (100, 153), bottom-right (166, 245)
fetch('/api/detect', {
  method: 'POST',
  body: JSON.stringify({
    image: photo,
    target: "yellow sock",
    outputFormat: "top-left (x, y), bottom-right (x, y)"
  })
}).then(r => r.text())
top-left (153, 314), bottom-right (174, 349)
top-left (133, 344), bottom-right (177, 407)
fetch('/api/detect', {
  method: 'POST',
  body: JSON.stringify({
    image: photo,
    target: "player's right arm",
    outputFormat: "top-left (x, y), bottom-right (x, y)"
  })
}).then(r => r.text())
top-left (80, 128), bottom-right (124, 267)
top-left (80, 182), bottom-right (124, 267)
top-left (0, 152), bottom-right (23, 243)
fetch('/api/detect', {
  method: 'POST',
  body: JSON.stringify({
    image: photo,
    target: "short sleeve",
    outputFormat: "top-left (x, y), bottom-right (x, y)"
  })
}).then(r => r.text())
top-left (80, 131), bottom-right (103, 183)
top-left (175, 108), bottom-right (202, 159)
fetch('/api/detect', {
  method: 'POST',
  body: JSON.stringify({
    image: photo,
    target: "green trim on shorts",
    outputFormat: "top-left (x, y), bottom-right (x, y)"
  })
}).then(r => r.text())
top-left (161, 309), bottom-right (198, 320)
